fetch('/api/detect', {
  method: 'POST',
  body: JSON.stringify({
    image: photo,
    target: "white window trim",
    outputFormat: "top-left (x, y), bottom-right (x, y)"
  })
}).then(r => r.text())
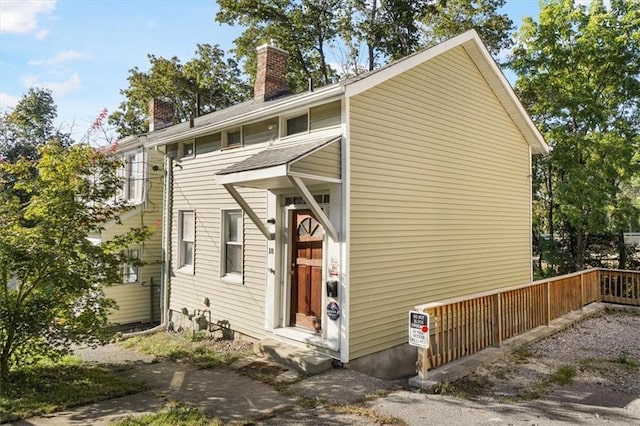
top-left (279, 109), bottom-right (310, 138)
top-left (178, 210), bottom-right (195, 274)
top-left (179, 140), bottom-right (195, 159)
top-left (221, 209), bottom-right (243, 284)
top-left (121, 248), bottom-right (141, 284)
top-left (120, 149), bottom-right (144, 203)
top-left (222, 127), bottom-right (242, 150)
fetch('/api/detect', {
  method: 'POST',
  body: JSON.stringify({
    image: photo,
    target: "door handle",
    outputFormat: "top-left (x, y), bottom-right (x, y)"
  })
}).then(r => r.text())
top-left (290, 263), bottom-right (295, 275)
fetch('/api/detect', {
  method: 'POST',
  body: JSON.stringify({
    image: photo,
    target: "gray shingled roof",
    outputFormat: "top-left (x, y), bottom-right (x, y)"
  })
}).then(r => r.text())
top-left (144, 88), bottom-right (338, 145)
top-left (216, 136), bottom-right (340, 175)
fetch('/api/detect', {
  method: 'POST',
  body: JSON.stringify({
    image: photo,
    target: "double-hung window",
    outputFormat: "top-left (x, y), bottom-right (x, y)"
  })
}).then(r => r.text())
top-left (123, 150), bottom-right (143, 202)
top-left (222, 210), bottom-right (243, 281)
top-left (179, 211), bottom-right (195, 270)
top-left (121, 248), bottom-right (140, 283)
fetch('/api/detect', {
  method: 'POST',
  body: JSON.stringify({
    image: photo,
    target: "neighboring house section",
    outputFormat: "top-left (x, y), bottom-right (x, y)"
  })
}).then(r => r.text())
top-left (139, 30), bottom-right (548, 376)
top-left (97, 136), bottom-right (165, 326)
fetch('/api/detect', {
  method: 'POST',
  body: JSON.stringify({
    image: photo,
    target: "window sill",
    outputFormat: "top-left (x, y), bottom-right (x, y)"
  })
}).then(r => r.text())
top-left (221, 274), bottom-right (243, 285)
top-left (176, 266), bottom-right (194, 275)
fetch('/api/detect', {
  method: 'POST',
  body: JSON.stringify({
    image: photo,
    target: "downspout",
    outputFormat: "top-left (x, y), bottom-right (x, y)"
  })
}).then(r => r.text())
top-left (161, 155), bottom-right (173, 325)
top-left (122, 154), bottom-right (173, 338)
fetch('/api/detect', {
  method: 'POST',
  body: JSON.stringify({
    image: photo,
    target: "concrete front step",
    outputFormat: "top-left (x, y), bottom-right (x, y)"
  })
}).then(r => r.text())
top-left (254, 338), bottom-right (334, 375)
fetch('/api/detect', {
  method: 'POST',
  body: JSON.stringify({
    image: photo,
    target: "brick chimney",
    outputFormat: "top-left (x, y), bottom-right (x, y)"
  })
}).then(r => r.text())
top-left (148, 98), bottom-right (173, 132)
top-left (254, 41), bottom-right (289, 102)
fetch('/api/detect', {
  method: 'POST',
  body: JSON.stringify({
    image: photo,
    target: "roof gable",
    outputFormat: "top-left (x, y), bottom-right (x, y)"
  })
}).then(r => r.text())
top-left (343, 30), bottom-right (548, 154)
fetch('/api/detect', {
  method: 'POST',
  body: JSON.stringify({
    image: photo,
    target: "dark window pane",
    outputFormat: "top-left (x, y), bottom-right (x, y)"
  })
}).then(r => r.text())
top-left (286, 114), bottom-right (308, 135)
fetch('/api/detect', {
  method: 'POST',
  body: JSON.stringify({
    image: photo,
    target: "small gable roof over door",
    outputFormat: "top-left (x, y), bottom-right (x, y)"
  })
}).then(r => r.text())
top-left (215, 134), bottom-right (341, 189)
top-left (215, 134), bottom-right (342, 241)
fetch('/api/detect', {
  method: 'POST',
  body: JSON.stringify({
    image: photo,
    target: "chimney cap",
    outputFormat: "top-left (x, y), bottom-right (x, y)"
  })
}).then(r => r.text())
top-left (256, 40), bottom-right (288, 54)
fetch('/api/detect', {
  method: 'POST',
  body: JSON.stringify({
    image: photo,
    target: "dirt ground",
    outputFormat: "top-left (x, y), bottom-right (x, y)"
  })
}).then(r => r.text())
top-left (451, 308), bottom-right (640, 408)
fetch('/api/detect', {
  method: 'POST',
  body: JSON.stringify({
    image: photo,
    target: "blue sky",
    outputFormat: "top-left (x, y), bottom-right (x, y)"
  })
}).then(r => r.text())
top-left (0, 0), bottom-right (545, 142)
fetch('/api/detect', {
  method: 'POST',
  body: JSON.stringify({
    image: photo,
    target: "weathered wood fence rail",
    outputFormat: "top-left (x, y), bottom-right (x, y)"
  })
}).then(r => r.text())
top-left (415, 268), bottom-right (640, 373)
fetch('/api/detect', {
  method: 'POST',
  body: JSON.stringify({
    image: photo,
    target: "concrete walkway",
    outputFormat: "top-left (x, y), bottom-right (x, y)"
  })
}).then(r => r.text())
top-left (11, 304), bottom-right (640, 425)
top-left (13, 360), bottom-right (640, 426)
top-left (12, 361), bottom-right (297, 425)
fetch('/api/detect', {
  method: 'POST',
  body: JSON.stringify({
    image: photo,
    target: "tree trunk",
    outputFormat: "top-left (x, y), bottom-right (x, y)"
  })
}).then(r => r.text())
top-left (575, 229), bottom-right (586, 271)
top-left (367, 0), bottom-right (378, 71)
top-left (317, 32), bottom-right (329, 85)
top-left (1, 336), bottom-right (13, 381)
top-left (0, 354), bottom-right (8, 381)
top-left (547, 162), bottom-right (554, 238)
top-left (618, 229), bottom-right (627, 269)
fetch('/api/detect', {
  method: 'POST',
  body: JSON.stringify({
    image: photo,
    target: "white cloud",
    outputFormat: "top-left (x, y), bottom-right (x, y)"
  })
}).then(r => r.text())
top-left (35, 28), bottom-right (50, 39)
top-left (20, 72), bottom-right (81, 96)
top-left (0, 0), bottom-right (56, 34)
top-left (0, 93), bottom-right (20, 109)
top-left (28, 50), bottom-right (87, 66)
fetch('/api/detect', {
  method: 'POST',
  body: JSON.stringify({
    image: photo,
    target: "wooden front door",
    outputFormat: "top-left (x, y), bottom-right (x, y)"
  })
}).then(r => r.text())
top-left (291, 210), bottom-right (323, 332)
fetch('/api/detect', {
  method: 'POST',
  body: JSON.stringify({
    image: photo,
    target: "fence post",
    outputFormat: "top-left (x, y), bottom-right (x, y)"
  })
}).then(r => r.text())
top-left (546, 281), bottom-right (551, 326)
top-left (492, 293), bottom-right (502, 347)
top-left (580, 272), bottom-right (585, 310)
top-left (596, 270), bottom-right (602, 303)
top-left (418, 346), bottom-right (431, 382)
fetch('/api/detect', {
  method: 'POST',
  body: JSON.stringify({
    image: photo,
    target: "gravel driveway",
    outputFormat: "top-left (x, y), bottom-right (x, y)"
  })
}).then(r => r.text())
top-left (452, 308), bottom-right (640, 406)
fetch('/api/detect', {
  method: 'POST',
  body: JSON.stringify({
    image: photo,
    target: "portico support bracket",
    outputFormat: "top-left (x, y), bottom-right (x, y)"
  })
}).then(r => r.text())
top-left (223, 184), bottom-right (274, 240)
top-left (288, 175), bottom-right (339, 242)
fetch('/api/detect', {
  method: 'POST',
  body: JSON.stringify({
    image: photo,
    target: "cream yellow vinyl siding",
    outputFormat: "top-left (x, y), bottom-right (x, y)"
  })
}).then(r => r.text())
top-left (289, 140), bottom-right (341, 180)
top-left (348, 45), bottom-right (532, 359)
top-left (310, 100), bottom-right (341, 131)
top-left (104, 149), bottom-right (164, 325)
top-left (169, 145), bottom-right (268, 340)
top-left (244, 118), bottom-right (279, 146)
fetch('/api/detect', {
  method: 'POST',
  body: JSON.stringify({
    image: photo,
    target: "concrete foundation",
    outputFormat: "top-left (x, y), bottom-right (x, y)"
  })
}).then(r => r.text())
top-left (346, 343), bottom-right (418, 379)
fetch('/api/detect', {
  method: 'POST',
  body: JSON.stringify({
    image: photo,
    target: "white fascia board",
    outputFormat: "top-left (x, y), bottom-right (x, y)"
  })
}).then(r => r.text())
top-left (215, 165), bottom-right (288, 186)
top-left (287, 172), bottom-right (341, 184)
top-left (114, 134), bottom-right (146, 151)
top-left (145, 88), bottom-right (344, 149)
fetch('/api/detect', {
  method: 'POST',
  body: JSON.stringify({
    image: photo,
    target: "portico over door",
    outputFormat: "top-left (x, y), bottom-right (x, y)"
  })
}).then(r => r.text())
top-left (215, 135), bottom-right (342, 242)
top-left (291, 210), bottom-right (323, 332)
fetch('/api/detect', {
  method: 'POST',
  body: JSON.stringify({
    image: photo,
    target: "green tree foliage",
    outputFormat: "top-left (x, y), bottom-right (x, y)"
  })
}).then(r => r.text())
top-left (421, 0), bottom-right (513, 57)
top-left (216, 0), bottom-right (340, 93)
top-left (108, 44), bottom-right (251, 136)
top-left (0, 142), bottom-right (150, 381)
top-left (0, 88), bottom-right (71, 163)
top-left (511, 0), bottom-right (640, 273)
top-left (338, 0), bottom-right (431, 71)
top-left (217, 0), bottom-right (512, 86)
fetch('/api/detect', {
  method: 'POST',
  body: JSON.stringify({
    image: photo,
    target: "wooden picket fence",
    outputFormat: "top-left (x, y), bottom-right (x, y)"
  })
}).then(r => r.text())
top-left (415, 268), bottom-right (640, 373)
